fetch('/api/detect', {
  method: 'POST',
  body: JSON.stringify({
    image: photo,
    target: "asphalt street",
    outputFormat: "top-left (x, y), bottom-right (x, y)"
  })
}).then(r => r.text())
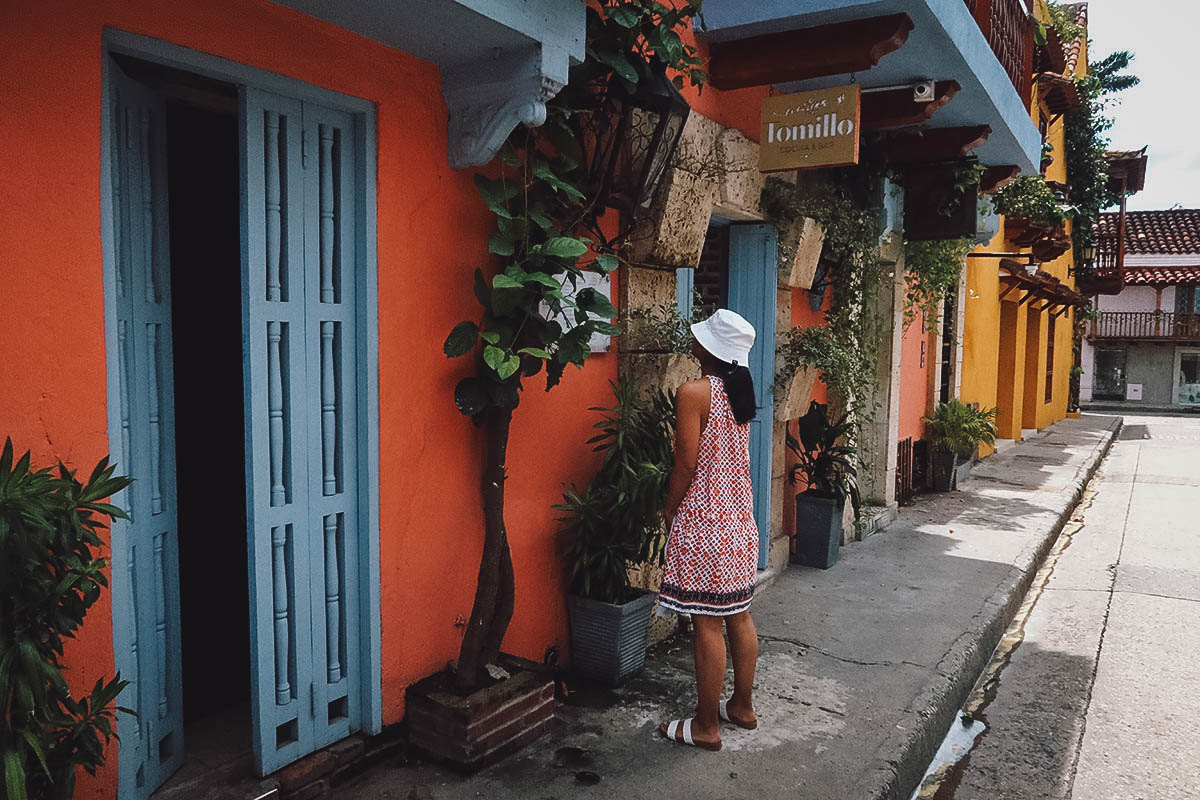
top-left (917, 413), bottom-right (1200, 800)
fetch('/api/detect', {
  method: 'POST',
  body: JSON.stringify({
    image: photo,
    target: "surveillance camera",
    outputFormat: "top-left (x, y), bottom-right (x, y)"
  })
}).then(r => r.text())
top-left (913, 80), bottom-right (936, 102)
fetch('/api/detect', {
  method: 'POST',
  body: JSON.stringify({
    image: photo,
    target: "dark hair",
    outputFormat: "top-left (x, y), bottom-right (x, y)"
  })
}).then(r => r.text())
top-left (716, 360), bottom-right (757, 424)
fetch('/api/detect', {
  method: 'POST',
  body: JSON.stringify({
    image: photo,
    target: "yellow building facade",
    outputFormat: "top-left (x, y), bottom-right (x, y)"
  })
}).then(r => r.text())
top-left (961, 1), bottom-right (1084, 444)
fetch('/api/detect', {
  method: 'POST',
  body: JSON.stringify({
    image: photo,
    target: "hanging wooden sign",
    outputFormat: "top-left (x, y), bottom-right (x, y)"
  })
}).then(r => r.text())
top-left (759, 85), bottom-right (861, 172)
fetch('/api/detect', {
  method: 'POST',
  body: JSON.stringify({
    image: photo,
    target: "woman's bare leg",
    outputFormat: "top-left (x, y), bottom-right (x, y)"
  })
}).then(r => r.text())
top-left (724, 610), bottom-right (758, 724)
top-left (690, 614), bottom-right (725, 740)
top-left (661, 614), bottom-right (724, 745)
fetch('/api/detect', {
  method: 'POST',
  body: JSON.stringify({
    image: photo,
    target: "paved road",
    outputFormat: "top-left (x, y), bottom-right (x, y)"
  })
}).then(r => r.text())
top-left (919, 413), bottom-right (1200, 799)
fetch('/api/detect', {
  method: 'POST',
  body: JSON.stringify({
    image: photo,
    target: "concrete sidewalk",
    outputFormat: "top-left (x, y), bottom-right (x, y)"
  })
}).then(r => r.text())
top-left (347, 415), bottom-right (1120, 800)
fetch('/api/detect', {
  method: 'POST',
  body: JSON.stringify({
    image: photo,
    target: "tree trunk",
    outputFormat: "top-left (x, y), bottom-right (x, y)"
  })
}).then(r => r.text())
top-left (454, 404), bottom-right (515, 693)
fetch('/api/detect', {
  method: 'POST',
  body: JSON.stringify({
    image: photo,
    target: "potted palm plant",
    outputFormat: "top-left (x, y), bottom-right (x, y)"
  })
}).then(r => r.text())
top-left (556, 383), bottom-right (675, 686)
top-left (924, 399), bottom-right (999, 491)
top-left (786, 401), bottom-right (861, 569)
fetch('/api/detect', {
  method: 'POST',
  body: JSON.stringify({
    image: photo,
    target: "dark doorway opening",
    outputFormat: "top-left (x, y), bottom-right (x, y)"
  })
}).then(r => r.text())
top-left (156, 68), bottom-right (256, 795)
top-left (167, 99), bottom-right (248, 725)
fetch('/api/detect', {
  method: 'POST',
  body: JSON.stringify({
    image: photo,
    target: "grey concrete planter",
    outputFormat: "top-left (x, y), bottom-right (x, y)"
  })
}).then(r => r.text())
top-left (932, 452), bottom-right (973, 492)
top-left (567, 589), bottom-right (657, 687)
top-left (790, 492), bottom-right (844, 569)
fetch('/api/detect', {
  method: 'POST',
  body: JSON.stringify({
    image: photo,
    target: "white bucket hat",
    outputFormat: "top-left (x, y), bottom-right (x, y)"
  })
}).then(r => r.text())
top-left (690, 309), bottom-right (755, 367)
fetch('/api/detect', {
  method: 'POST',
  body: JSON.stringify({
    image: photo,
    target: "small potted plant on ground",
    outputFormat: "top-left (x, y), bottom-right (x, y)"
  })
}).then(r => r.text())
top-left (786, 400), bottom-right (861, 569)
top-left (924, 399), bottom-right (998, 491)
top-left (556, 383), bottom-right (675, 686)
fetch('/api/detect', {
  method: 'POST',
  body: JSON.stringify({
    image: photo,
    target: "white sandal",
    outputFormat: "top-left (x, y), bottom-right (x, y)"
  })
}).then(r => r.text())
top-left (718, 699), bottom-right (758, 730)
top-left (661, 718), bottom-right (722, 751)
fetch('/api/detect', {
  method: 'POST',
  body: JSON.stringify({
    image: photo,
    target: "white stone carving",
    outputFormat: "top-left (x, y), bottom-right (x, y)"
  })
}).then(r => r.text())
top-left (443, 44), bottom-right (568, 168)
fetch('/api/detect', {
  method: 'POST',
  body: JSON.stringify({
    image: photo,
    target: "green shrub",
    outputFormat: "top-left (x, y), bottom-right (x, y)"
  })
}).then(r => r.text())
top-left (786, 400), bottom-right (861, 516)
top-left (556, 383), bottom-right (675, 604)
top-left (923, 400), bottom-right (999, 456)
top-left (0, 439), bottom-right (132, 800)
top-left (992, 175), bottom-right (1070, 227)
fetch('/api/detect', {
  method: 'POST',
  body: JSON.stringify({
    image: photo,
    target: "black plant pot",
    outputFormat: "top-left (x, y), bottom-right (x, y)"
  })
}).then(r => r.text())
top-left (567, 589), bottom-right (657, 687)
top-left (790, 492), bottom-right (844, 569)
top-left (931, 451), bottom-right (974, 491)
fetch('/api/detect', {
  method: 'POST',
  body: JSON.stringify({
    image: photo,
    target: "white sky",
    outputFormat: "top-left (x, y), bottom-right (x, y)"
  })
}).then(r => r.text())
top-left (1084, 0), bottom-right (1200, 211)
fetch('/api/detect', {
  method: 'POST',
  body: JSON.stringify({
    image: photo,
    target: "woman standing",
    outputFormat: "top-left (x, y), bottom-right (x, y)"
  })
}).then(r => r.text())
top-left (658, 309), bottom-right (760, 751)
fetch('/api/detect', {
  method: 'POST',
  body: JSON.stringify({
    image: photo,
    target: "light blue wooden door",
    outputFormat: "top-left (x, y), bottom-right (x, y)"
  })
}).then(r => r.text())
top-left (300, 103), bottom-right (362, 751)
top-left (727, 225), bottom-right (777, 569)
top-left (242, 88), bottom-right (362, 775)
top-left (107, 62), bottom-right (186, 799)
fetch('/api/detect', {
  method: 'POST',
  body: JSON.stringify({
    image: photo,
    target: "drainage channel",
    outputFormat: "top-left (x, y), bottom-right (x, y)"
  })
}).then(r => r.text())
top-left (909, 475), bottom-right (1102, 800)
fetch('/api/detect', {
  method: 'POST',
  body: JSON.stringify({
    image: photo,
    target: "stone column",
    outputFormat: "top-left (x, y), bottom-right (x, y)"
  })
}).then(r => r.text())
top-left (861, 232), bottom-right (906, 509)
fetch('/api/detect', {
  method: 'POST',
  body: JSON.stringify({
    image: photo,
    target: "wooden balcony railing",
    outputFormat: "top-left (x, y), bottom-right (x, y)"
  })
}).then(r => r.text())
top-left (964, 0), bottom-right (1034, 104)
top-left (1089, 311), bottom-right (1200, 341)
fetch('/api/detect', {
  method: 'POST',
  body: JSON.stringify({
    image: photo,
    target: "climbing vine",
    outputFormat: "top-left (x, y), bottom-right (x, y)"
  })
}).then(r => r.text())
top-left (441, 0), bottom-right (705, 692)
top-left (904, 237), bottom-right (972, 325)
top-left (763, 172), bottom-right (887, 450)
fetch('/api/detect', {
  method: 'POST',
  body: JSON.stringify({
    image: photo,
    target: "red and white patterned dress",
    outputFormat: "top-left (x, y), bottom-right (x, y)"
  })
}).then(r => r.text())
top-left (658, 375), bottom-right (758, 616)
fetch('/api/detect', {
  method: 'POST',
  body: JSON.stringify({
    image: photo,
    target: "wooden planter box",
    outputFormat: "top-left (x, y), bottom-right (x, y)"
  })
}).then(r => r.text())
top-left (1032, 235), bottom-right (1071, 262)
top-left (1006, 217), bottom-right (1054, 247)
top-left (405, 658), bottom-right (554, 772)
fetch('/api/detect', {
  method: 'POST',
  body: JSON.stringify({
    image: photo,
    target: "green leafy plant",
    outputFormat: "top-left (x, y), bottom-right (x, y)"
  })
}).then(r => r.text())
top-left (904, 237), bottom-right (972, 325)
top-left (923, 400), bottom-right (999, 456)
top-left (992, 175), bottom-right (1071, 227)
top-left (1066, 51), bottom-right (1140, 280)
top-left (786, 401), bottom-right (861, 515)
top-left (618, 296), bottom-right (699, 354)
top-left (1042, 1), bottom-right (1085, 45)
top-left (441, 0), bottom-right (705, 692)
top-left (0, 439), bottom-right (132, 800)
top-left (556, 383), bottom-right (675, 604)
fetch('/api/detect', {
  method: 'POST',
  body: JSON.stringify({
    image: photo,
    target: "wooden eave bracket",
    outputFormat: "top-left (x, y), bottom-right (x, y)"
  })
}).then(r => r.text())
top-left (878, 125), bottom-right (992, 165)
top-left (708, 13), bottom-right (914, 90)
top-left (862, 81), bottom-right (960, 130)
top-left (980, 165), bottom-right (1021, 194)
top-left (1034, 28), bottom-right (1068, 74)
top-left (1035, 73), bottom-right (1081, 116)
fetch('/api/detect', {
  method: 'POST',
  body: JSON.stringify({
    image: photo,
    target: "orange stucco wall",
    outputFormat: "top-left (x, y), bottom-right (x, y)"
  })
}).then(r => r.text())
top-left (897, 305), bottom-right (935, 443)
top-left (0, 3), bottom-right (622, 796)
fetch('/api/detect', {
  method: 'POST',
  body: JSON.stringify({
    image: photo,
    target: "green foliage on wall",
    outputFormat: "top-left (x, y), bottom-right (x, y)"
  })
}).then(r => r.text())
top-left (904, 237), bottom-right (972, 325)
top-left (991, 175), bottom-right (1070, 227)
top-left (763, 171), bottom-right (887, 449)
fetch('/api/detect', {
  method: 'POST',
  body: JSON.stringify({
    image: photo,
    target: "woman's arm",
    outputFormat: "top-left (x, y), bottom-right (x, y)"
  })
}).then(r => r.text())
top-left (663, 381), bottom-right (706, 522)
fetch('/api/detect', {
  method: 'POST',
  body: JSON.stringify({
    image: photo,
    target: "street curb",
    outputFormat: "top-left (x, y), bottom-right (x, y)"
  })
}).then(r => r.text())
top-left (851, 416), bottom-right (1124, 800)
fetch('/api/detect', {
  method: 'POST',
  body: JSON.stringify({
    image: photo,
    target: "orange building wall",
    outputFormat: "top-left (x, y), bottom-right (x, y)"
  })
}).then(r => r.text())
top-left (0, 3), bottom-right (621, 796)
top-left (897, 304), bottom-right (935, 443)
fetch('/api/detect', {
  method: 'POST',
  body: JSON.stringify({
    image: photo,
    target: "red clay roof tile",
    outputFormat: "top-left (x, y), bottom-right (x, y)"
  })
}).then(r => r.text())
top-left (1097, 209), bottom-right (1200, 255)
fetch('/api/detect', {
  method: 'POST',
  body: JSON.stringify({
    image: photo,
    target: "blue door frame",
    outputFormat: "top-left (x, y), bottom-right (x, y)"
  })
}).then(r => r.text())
top-left (726, 224), bottom-right (777, 569)
top-left (101, 31), bottom-right (383, 796)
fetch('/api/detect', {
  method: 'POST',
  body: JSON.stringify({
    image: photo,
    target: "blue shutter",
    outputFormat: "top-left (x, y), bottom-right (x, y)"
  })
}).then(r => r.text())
top-left (726, 225), bottom-right (777, 569)
top-left (242, 87), bottom-right (319, 775)
top-left (108, 62), bottom-right (186, 798)
top-left (301, 104), bottom-right (362, 749)
top-left (676, 267), bottom-right (695, 322)
top-left (242, 90), bottom-right (364, 774)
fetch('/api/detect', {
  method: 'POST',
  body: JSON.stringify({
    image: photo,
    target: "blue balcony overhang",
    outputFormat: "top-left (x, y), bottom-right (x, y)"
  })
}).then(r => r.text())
top-left (699, 0), bottom-right (1042, 174)
top-left (272, 0), bottom-right (585, 167)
